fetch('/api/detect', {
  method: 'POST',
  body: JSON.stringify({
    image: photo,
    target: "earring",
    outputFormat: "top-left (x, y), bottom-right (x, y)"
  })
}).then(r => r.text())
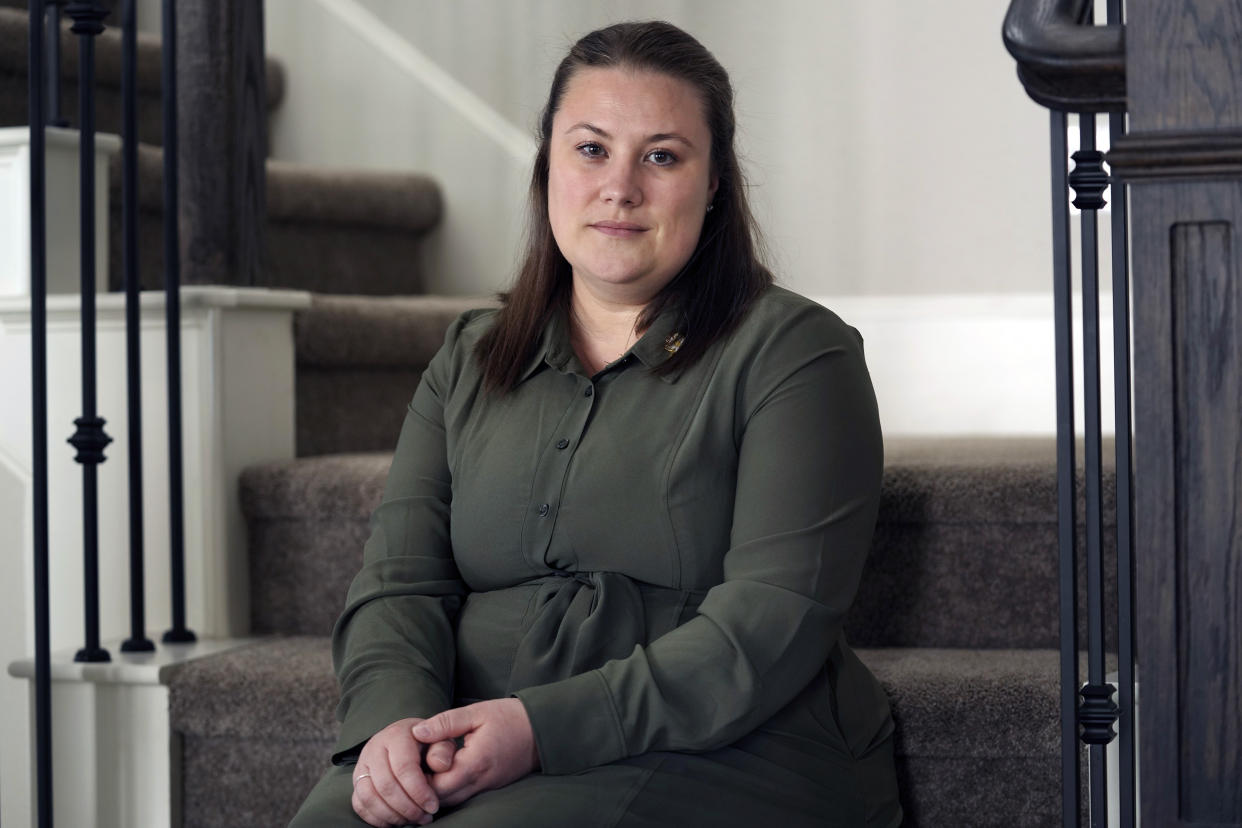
top-left (706, 203), bottom-right (714, 213)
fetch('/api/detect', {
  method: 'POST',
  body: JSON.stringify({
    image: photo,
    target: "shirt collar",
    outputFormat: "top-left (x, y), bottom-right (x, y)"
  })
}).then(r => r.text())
top-left (515, 300), bottom-right (688, 386)
top-left (629, 301), bottom-right (686, 382)
top-left (516, 309), bottom-right (566, 384)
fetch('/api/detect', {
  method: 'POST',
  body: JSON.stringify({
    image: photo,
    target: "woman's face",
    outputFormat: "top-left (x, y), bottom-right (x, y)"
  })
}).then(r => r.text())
top-left (547, 67), bottom-right (718, 305)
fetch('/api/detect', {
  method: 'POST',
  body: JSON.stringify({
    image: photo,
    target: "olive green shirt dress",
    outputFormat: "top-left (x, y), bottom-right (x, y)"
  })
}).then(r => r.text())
top-left (290, 286), bottom-right (902, 827)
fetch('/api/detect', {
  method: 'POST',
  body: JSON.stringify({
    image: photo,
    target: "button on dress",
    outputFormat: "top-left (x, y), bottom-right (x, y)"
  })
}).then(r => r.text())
top-left (291, 286), bottom-right (902, 827)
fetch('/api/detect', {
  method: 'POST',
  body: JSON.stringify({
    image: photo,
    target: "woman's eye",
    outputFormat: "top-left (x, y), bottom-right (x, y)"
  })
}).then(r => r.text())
top-left (576, 142), bottom-right (605, 158)
top-left (647, 149), bottom-right (677, 166)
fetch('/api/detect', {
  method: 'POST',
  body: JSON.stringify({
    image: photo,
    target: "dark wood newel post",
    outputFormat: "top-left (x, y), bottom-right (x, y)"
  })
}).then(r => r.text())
top-left (1108, 1), bottom-right (1242, 825)
top-left (176, 0), bottom-right (267, 286)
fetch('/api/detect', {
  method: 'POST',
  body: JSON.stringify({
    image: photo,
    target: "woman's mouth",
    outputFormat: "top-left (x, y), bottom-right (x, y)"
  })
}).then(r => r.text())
top-left (591, 221), bottom-right (647, 238)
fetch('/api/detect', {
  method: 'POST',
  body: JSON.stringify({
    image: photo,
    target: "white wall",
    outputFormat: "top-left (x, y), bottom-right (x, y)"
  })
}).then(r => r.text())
top-left (263, 0), bottom-right (1055, 299)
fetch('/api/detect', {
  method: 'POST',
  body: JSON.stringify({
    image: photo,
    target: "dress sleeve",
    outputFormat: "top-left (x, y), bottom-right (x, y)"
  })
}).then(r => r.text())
top-left (329, 318), bottom-right (471, 764)
top-left (515, 305), bottom-right (883, 774)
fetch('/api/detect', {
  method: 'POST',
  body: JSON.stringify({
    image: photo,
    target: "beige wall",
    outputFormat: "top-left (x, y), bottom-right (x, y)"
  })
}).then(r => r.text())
top-left (265, 0), bottom-right (1054, 298)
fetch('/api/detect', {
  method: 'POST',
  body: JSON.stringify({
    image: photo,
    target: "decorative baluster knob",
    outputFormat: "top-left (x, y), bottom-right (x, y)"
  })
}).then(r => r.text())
top-left (1069, 149), bottom-right (1109, 211)
top-left (65, 0), bottom-right (108, 36)
top-left (1079, 682), bottom-right (1120, 744)
top-left (68, 416), bottom-right (111, 464)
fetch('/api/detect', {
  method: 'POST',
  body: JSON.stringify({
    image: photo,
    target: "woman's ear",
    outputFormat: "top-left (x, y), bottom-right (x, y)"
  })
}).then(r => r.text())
top-left (708, 173), bottom-right (720, 203)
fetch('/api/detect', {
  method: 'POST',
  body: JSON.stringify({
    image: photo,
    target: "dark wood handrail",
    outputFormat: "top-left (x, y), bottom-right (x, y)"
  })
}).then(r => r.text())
top-left (1003, 0), bottom-right (1126, 112)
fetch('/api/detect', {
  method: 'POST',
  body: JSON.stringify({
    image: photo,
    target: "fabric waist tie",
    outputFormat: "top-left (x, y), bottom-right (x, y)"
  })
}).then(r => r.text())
top-left (505, 571), bottom-right (648, 694)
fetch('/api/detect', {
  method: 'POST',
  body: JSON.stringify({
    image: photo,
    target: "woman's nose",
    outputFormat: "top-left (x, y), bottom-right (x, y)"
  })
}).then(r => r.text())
top-left (599, 160), bottom-right (642, 207)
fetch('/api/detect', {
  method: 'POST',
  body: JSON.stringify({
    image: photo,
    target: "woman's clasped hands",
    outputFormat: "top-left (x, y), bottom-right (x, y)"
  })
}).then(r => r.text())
top-left (351, 698), bottom-right (541, 826)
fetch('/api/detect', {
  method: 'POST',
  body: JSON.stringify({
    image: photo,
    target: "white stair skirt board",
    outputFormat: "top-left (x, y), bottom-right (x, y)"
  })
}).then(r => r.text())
top-left (813, 293), bottom-right (1119, 437)
top-left (0, 287), bottom-right (309, 828)
top-left (0, 127), bottom-right (119, 297)
top-left (8, 638), bottom-right (259, 828)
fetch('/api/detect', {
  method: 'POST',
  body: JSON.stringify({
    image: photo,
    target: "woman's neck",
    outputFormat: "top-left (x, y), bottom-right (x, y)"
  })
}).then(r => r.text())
top-left (569, 282), bottom-right (649, 375)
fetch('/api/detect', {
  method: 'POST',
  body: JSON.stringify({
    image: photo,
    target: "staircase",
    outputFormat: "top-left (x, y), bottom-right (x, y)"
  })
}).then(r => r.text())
top-left (4, 5), bottom-right (1111, 825)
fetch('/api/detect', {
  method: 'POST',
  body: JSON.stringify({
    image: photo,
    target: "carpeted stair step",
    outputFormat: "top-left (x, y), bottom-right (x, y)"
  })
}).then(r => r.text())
top-left (105, 144), bottom-right (444, 296)
top-left (241, 452), bottom-right (389, 636)
top-left (167, 638), bottom-right (1068, 828)
top-left (866, 646), bottom-right (1066, 827)
top-left (857, 436), bottom-right (1118, 650)
top-left (293, 295), bottom-right (492, 457)
top-left (0, 4), bottom-right (285, 146)
top-left (169, 637), bottom-right (336, 828)
top-left (239, 437), bottom-right (1116, 645)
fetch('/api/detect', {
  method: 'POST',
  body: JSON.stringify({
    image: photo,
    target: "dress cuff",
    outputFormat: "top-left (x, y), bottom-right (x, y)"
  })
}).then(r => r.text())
top-left (515, 670), bottom-right (628, 774)
top-left (331, 678), bottom-right (447, 765)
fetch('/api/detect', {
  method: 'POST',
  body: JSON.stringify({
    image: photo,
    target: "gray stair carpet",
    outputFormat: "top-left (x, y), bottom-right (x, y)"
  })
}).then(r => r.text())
top-left (860, 437), bottom-right (1119, 652)
top-left (0, 5), bottom-right (285, 147)
top-left (294, 295), bottom-right (496, 457)
top-left (171, 637), bottom-right (336, 828)
top-left (171, 640), bottom-right (1066, 828)
top-left (170, 436), bottom-right (1117, 827)
top-left (105, 144), bottom-right (443, 295)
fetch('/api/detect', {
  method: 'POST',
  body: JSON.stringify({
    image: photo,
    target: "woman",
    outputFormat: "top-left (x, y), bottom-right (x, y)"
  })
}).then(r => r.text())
top-left (292, 20), bottom-right (901, 828)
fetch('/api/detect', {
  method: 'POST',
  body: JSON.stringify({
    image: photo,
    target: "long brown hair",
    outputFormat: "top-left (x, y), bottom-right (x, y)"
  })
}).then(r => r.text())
top-left (476, 21), bottom-right (771, 391)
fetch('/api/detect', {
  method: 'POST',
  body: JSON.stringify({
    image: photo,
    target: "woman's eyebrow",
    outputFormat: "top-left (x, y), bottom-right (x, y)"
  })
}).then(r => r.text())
top-left (565, 122), bottom-right (695, 148)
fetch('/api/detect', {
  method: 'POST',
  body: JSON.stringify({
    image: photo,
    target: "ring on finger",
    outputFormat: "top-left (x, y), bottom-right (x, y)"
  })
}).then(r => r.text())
top-left (353, 772), bottom-right (372, 787)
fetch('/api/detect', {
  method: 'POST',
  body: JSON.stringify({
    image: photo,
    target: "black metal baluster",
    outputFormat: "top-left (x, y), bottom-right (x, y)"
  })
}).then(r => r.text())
top-left (1109, 117), bottom-right (1137, 828)
top-left (119, 0), bottom-right (154, 654)
top-left (1103, 10), bottom-right (1135, 827)
top-left (45, 0), bottom-right (67, 128)
top-left (162, 0), bottom-right (195, 644)
top-left (28, 4), bottom-right (53, 823)
top-left (1069, 112), bottom-right (1118, 828)
top-left (1105, 56), bottom-right (1136, 828)
top-left (1051, 109), bottom-right (1080, 828)
top-left (65, 0), bottom-right (111, 665)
